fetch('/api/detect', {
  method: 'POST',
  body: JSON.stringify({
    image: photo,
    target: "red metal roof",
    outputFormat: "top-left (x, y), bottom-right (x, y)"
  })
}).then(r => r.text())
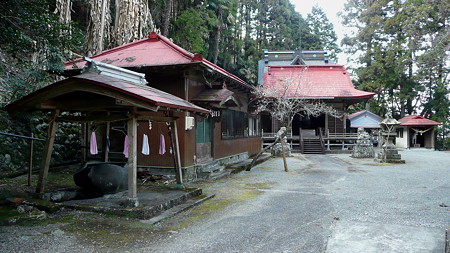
top-left (77, 72), bottom-right (210, 114)
top-left (3, 72), bottom-right (210, 115)
top-left (65, 32), bottom-right (252, 89)
top-left (263, 65), bottom-right (375, 99)
top-left (398, 115), bottom-right (442, 126)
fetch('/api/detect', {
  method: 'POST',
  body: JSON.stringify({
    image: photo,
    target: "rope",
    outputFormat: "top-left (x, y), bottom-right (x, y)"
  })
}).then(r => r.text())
top-left (411, 127), bottom-right (432, 135)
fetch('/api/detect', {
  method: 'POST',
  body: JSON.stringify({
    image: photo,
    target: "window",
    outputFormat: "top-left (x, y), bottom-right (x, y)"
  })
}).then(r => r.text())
top-left (396, 127), bottom-right (404, 138)
top-left (197, 116), bottom-right (211, 143)
top-left (221, 110), bottom-right (248, 138)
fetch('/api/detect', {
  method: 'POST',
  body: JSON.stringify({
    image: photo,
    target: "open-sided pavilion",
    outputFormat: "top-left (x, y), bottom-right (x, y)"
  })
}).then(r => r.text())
top-left (3, 59), bottom-right (209, 206)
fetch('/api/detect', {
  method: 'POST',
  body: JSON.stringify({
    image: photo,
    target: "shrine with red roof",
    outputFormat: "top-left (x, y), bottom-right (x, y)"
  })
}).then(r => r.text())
top-left (4, 32), bottom-right (262, 199)
top-left (259, 57), bottom-right (375, 153)
top-left (64, 32), bottom-right (261, 181)
top-left (395, 115), bottom-right (442, 149)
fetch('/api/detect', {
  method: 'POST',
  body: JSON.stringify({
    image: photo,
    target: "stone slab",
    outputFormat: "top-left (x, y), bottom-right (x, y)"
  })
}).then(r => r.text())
top-left (327, 221), bottom-right (445, 253)
top-left (61, 187), bottom-right (202, 219)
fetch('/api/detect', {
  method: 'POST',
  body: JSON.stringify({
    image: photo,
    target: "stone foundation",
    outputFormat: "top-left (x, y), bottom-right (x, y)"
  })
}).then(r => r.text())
top-left (376, 149), bottom-right (405, 163)
top-left (140, 152), bottom-right (249, 182)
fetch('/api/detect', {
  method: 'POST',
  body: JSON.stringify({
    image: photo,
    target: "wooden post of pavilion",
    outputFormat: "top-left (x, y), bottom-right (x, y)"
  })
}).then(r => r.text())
top-left (36, 110), bottom-right (60, 194)
top-left (126, 112), bottom-right (139, 207)
top-left (171, 119), bottom-right (183, 186)
top-left (103, 121), bottom-right (110, 162)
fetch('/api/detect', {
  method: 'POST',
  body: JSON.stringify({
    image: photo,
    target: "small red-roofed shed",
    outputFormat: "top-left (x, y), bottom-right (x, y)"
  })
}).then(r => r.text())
top-left (396, 115), bottom-right (442, 149)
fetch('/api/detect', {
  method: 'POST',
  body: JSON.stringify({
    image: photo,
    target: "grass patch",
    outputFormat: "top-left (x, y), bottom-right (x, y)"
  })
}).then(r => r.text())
top-left (0, 205), bottom-right (75, 227)
top-left (0, 206), bottom-right (20, 225)
top-left (14, 212), bottom-right (70, 227)
top-left (166, 180), bottom-right (273, 231)
top-left (192, 194), bottom-right (207, 200)
top-left (167, 198), bottom-right (232, 231)
top-left (61, 214), bottom-right (155, 248)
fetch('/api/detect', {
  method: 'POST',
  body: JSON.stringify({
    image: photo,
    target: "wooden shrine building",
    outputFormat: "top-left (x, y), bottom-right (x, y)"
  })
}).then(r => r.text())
top-left (260, 64), bottom-right (375, 153)
top-left (64, 32), bottom-right (261, 181)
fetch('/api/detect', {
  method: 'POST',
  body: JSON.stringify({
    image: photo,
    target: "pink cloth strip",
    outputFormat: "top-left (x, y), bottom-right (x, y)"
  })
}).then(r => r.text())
top-left (159, 134), bottom-right (166, 155)
top-left (123, 135), bottom-right (129, 158)
top-left (90, 131), bottom-right (98, 155)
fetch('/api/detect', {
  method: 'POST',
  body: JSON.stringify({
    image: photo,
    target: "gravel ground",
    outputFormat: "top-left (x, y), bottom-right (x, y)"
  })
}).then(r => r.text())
top-left (0, 149), bottom-right (449, 252)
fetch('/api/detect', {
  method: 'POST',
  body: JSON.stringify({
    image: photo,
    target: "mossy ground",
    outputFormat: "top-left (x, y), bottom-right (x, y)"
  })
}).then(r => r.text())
top-left (164, 174), bottom-right (274, 231)
top-left (0, 164), bottom-right (79, 226)
top-left (60, 212), bottom-right (158, 249)
top-left (0, 160), bottom-right (281, 249)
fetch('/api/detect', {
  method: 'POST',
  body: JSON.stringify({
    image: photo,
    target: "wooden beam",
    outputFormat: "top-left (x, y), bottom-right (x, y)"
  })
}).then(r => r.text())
top-left (56, 114), bottom-right (130, 123)
top-left (135, 114), bottom-right (179, 122)
top-left (126, 112), bottom-right (138, 206)
top-left (103, 121), bottom-right (110, 162)
top-left (37, 98), bottom-right (129, 112)
top-left (75, 85), bottom-right (160, 112)
top-left (171, 119), bottom-right (183, 185)
top-left (36, 110), bottom-right (60, 194)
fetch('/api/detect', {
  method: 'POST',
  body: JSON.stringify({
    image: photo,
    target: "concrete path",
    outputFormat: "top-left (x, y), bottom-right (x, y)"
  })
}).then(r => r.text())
top-left (325, 149), bottom-right (449, 252)
top-left (1, 149), bottom-right (448, 252)
top-left (145, 149), bottom-right (449, 253)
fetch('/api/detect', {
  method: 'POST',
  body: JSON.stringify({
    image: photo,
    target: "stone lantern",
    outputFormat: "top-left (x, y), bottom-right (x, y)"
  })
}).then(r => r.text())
top-left (377, 112), bottom-right (405, 163)
top-left (352, 128), bottom-right (375, 158)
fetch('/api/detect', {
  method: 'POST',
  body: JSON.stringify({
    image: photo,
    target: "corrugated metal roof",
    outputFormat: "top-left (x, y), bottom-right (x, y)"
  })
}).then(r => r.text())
top-left (3, 72), bottom-right (210, 115)
top-left (77, 72), bottom-right (210, 114)
top-left (263, 65), bottom-right (375, 99)
top-left (398, 115), bottom-right (442, 126)
top-left (65, 32), bottom-right (252, 90)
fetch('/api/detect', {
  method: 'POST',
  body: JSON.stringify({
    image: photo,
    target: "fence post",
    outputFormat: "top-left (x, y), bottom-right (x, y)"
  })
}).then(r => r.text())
top-left (36, 110), bottom-right (60, 194)
top-left (28, 133), bottom-right (34, 186)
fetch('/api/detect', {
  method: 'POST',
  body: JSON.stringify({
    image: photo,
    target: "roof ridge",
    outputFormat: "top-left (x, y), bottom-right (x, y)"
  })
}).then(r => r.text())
top-left (64, 37), bottom-right (151, 66)
top-left (154, 32), bottom-right (196, 61)
top-left (91, 37), bottom-right (150, 58)
top-left (267, 64), bottom-right (344, 68)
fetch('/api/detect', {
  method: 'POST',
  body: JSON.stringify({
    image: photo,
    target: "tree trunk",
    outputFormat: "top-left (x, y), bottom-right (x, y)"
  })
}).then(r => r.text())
top-left (212, 8), bottom-right (223, 64)
top-left (247, 128), bottom-right (287, 171)
top-left (162, 0), bottom-right (173, 36)
top-left (112, 0), bottom-right (152, 47)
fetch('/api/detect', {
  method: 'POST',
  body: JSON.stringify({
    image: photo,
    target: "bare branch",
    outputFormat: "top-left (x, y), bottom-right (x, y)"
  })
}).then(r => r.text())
top-left (254, 69), bottom-right (341, 130)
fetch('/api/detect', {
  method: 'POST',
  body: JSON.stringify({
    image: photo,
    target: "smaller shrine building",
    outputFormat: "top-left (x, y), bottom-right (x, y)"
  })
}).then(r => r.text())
top-left (395, 115), bottom-right (442, 149)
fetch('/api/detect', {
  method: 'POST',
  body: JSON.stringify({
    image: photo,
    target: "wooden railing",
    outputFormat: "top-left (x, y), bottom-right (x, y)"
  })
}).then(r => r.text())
top-left (326, 132), bottom-right (358, 139)
top-left (324, 130), bottom-right (358, 150)
top-left (318, 128), bottom-right (325, 152)
top-left (299, 128), bottom-right (304, 153)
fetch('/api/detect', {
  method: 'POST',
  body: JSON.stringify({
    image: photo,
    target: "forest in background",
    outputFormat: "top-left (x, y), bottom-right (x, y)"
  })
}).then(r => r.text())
top-left (0, 0), bottom-right (448, 172)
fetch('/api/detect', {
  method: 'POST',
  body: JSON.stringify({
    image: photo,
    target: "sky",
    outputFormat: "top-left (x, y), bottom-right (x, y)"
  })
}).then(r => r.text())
top-left (290, 0), bottom-right (349, 64)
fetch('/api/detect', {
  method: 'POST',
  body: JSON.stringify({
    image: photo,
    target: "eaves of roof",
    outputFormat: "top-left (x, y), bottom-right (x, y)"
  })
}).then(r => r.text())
top-left (398, 115), bottom-right (442, 126)
top-left (3, 72), bottom-right (210, 115)
top-left (64, 32), bottom-right (253, 90)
